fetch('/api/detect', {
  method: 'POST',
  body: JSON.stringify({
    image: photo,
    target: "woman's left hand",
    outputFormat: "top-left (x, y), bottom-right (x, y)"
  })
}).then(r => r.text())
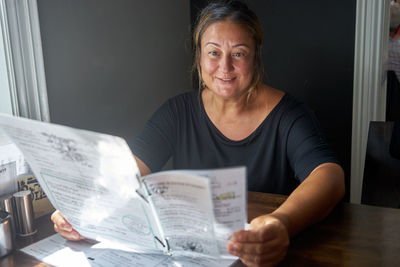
top-left (227, 214), bottom-right (290, 267)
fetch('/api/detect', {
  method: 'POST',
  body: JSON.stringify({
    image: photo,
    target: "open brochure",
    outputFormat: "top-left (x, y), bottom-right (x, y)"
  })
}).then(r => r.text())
top-left (0, 113), bottom-right (247, 262)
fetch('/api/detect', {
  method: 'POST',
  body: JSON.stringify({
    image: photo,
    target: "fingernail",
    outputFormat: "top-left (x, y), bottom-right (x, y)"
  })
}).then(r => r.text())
top-left (72, 233), bottom-right (79, 240)
top-left (62, 224), bottom-right (72, 231)
top-left (228, 244), bottom-right (237, 254)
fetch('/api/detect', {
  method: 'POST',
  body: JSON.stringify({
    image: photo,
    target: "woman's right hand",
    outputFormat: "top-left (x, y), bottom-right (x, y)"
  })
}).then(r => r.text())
top-left (51, 210), bottom-right (85, 241)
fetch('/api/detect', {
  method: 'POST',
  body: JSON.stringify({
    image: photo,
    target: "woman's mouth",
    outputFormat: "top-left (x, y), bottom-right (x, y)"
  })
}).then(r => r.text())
top-left (217, 77), bottom-right (236, 83)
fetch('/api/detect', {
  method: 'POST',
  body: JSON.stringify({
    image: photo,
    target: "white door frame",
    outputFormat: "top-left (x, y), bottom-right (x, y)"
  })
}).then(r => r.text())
top-left (0, 0), bottom-right (49, 121)
top-left (351, 0), bottom-right (391, 203)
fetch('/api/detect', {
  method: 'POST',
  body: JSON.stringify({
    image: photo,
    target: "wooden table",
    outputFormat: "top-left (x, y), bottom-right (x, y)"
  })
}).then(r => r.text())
top-left (247, 192), bottom-right (400, 267)
top-left (1, 192), bottom-right (400, 266)
top-left (0, 213), bottom-right (55, 267)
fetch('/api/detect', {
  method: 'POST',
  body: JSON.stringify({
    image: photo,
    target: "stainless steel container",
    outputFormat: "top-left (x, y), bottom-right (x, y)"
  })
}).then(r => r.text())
top-left (0, 194), bottom-right (16, 240)
top-left (13, 191), bottom-right (37, 237)
top-left (0, 210), bottom-right (13, 257)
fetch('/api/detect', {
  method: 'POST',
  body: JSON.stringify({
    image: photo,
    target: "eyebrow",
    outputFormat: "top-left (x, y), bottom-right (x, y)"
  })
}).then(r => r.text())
top-left (205, 42), bottom-right (250, 48)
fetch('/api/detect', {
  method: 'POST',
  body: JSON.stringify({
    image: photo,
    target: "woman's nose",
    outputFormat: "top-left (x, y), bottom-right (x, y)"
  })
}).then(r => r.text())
top-left (220, 54), bottom-right (233, 73)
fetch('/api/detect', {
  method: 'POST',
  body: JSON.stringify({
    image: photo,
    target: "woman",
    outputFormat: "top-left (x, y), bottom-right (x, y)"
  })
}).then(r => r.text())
top-left (52, 1), bottom-right (345, 266)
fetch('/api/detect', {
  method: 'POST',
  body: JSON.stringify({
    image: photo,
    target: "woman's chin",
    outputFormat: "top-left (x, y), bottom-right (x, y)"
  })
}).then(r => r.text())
top-left (211, 87), bottom-right (246, 100)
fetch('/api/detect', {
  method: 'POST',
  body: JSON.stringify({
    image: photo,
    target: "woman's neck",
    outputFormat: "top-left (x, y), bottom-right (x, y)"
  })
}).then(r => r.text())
top-left (202, 86), bottom-right (263, 118)
top-left (201, 84), bottom-right (284, 141)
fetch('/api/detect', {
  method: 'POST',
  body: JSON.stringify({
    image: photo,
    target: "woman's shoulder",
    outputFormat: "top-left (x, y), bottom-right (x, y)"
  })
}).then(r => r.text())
top-left (159, 90), bottom-right (200, 113)
top-left (261, 86), bottom-right (303, 114)
top-left (149, 90), bottom-right (199, 123)
top-left (265, 89), bottom-right (316, 128)
top-left (274, 92), bottom-right (308, 114)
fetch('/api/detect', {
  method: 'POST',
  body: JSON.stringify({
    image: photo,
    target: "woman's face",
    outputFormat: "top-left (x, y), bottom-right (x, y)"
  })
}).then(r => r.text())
top-left (200, 20), bottom-right (255, 100)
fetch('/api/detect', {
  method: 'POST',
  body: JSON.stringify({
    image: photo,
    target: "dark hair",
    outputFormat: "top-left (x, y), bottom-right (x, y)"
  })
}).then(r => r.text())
top-left (192, 0), bottom-right (264, 97)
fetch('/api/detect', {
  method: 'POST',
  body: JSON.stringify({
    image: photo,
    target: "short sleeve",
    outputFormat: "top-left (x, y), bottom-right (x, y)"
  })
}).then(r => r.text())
top-left (131, 100), bottom-right (177, 172)
top-left (285, 107), bottom-right (340, 182)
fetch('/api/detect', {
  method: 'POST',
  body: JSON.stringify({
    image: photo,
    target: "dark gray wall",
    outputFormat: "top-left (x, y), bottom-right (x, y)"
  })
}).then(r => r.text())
top-left (254, 1), bottom-right (356, 202)
top-left (191, 0), bottom-right (356, 201)
top-left (37, 0), bottom-right (192, 148)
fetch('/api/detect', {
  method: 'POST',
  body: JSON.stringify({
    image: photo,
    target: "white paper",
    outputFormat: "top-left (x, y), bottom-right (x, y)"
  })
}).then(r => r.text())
top-left (0, 113), bottom-right (161, 252)
top-left (144, 172), bottom-right (219, 256)
top-left (170, 167), bottom-right (247, 256)
top-left (21, 234), bottom-right (236, 267)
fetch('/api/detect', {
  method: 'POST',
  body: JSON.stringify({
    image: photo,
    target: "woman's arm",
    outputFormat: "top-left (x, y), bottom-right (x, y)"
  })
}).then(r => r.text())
top-left (227, 162), bottom-right (345, 267)
top-left (267, 162), bottom-right (345, 236)
top-left (134, 155), bottom-right (151, 176)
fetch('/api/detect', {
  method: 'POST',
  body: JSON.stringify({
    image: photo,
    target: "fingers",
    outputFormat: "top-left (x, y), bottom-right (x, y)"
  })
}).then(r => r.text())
top-left (227, 237), bottom-right (288, 257)
top-left (228, 238), bottom-right (270, 255)
top-left (53, 223), bottom-right (83, 241)
top-left (231, 225), bottom-right (278, 243)
top-left (227, 238), bottom-right (288, 267)
top-left (51, 210), bottom-right (84, 241)
top-left (227, 217), bottom-right (290, 267)
top-left (51, 210), bottom-right (72, 231)
top-left (232, 215), bottom-right (288, 243)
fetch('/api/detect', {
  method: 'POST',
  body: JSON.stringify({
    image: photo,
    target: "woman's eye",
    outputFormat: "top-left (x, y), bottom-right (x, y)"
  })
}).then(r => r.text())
top-left (233, 52), bottom-right (244, 57)
top-left (208, 51), bottom-right (218, 56)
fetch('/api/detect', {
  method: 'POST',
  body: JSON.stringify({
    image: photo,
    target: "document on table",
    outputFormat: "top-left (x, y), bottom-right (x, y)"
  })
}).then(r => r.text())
top-left (21, 234), bottom-right (237, 267)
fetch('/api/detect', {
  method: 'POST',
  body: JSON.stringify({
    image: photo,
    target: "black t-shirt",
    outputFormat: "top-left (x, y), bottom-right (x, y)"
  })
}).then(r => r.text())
top-left (132, 91), bottom-right (339, 194)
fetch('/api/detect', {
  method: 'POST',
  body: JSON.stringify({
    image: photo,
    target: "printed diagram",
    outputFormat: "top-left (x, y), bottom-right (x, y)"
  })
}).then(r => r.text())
top-left (149, 184), bottom-right (168, 195)
top-left (42, 133), bottom-right (91, 167)
top-left (178, 240), bottom-right (204, 253)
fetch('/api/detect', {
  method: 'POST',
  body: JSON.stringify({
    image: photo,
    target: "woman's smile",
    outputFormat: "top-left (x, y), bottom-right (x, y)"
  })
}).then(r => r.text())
top-left (217, 77), bottom-right (236, 83)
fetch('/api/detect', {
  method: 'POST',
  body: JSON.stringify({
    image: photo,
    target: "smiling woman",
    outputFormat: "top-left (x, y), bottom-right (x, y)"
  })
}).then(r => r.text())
top-left (128, 2), bottom-right (346, 266)
top-left (122, 2), bottom-right (346, 266)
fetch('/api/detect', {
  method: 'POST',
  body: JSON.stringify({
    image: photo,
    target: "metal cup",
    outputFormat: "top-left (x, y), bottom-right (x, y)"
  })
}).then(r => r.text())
top-left (13, 191), bottom-right (37, 237)
top-left (0, 210), bottom-right (14, 257)
top-left (0, 194), bottom-right (16, 240)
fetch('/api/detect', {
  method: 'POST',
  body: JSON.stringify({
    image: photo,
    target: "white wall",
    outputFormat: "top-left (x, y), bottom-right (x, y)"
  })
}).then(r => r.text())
top-left (0, 22), bottom-right (12, 115)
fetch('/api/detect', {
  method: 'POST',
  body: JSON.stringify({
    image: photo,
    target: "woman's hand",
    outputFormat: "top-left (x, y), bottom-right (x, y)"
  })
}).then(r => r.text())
top-left (227, 214), bottom-right (289, 267)
top-left (51, 210), bottom-right (85, 241)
